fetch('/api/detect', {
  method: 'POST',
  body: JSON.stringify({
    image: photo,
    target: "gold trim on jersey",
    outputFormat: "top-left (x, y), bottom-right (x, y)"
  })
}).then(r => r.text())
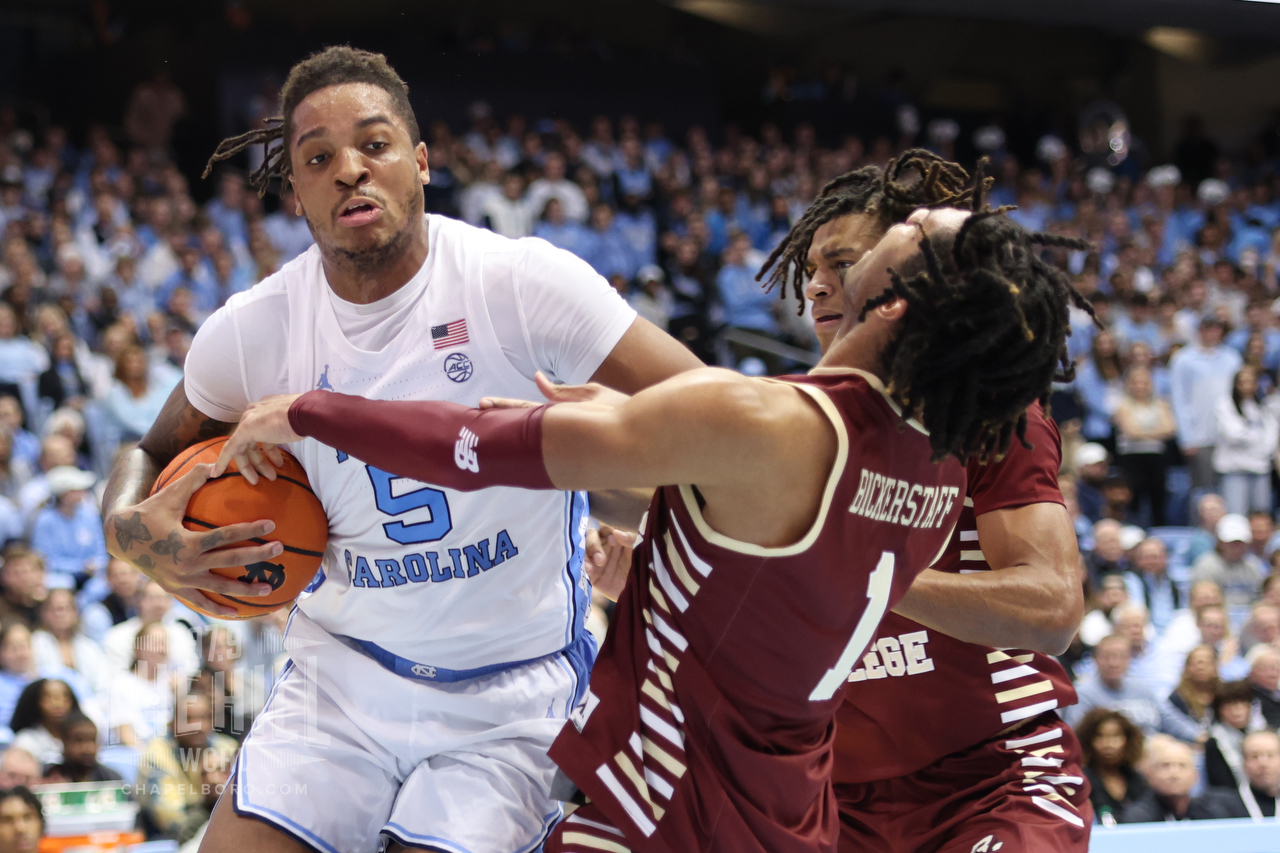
top-left (806, 367), bottom-right (928, 435)
top-left (676, 382), bottom-right (849, 557)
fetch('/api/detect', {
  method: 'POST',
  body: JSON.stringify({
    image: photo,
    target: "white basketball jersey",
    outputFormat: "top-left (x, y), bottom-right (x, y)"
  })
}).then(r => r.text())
top-left (184, 215), bottom-right (637, 676)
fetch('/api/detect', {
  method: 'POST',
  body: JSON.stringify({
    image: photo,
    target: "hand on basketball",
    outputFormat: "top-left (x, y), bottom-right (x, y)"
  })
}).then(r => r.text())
top-left (106, 463), bottom-right (285, 618)
top-left (584, 522), bottom-right (636, 602)
top-left (213, 394), bottom-right (304, 485)
top-left (479, 371), bottom-right (631, 411)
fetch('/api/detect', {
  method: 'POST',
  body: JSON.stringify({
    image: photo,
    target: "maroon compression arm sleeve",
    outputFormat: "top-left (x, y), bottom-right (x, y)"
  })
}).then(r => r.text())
top-left (288, 391), bottom-right (556, 491)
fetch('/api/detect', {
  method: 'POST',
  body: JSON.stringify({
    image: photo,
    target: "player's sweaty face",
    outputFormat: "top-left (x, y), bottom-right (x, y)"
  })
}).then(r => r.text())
top-left (804, 213), bottom-right (883, 353)
top-left (289, 83), bottom-right (428, 262)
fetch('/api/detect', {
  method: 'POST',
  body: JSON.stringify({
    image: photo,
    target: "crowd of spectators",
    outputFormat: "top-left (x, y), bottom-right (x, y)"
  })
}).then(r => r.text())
top-left (0, 559), bottom-right (287, 845)
top-left (0, 70), bottom-right (1278, 837)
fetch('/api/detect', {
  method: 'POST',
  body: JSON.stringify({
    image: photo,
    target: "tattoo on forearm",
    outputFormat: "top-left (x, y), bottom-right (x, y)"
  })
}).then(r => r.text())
top-left (196, 418), bottom-right (226, 443)
top-left (113, 513), bottom-right (153, 552)
top-left (135, 555), bottom-right (155, 570)
top-left (150, 531), bottom-right (186, 564)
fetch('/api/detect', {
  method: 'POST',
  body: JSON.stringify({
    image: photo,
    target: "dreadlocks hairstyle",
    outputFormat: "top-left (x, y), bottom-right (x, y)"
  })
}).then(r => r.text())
top-left (757, 148), bottom-right (979, 313)
top-left (202, 46), bottom-right (420, 196)
top-left (856, 160), bottom-right (1098, 464)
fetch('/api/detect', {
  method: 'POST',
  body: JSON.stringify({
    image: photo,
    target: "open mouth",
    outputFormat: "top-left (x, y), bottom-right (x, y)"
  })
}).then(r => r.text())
top-left (813, 312), bottom-right (844, 328)
top-left (337, 199), bottom-right (383, 227)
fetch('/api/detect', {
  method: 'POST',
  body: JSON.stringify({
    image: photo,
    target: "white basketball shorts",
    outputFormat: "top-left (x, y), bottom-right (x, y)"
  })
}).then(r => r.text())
top-left (229, 609), bottom-right (593, 853)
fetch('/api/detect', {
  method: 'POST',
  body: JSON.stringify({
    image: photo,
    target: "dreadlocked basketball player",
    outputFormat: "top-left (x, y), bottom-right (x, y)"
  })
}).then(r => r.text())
top-left (210, 193), bottom-right (1083, 853)
top-left (100, 46), bottom-right (701, 853)
top-left (761, 152), bottom-right (1093, 852)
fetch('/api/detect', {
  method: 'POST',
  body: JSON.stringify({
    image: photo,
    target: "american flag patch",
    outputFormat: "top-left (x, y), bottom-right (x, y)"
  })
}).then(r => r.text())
top-left (431, 319), bottom-right (469, 349)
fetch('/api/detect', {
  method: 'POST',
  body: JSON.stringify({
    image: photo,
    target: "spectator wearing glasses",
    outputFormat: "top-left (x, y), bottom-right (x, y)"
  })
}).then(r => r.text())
top-left (1121, 735), bottom-right (1249, 822)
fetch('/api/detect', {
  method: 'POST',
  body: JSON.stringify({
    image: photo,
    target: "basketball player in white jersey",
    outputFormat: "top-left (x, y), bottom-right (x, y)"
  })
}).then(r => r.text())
top-left (100, 47), bottom-right (700, 853)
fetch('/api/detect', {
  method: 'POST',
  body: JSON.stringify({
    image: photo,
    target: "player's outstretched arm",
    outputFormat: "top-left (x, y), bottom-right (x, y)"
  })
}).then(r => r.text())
top-left (101, 380), bottom-right (287, 617)
top-left (890, 501), bottom-right (1083, 654)
top-left (218, 368), bottom-right (830, 496)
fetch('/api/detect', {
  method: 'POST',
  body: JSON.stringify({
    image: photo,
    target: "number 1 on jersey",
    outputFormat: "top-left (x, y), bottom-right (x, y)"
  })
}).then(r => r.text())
top-left (808, 551), bottom-right (895, 701)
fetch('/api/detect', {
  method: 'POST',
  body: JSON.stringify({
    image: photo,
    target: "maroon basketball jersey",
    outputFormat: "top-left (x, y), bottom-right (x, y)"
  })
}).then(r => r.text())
top-left (832, 404), bottom-right (1079, 785)
top-left (548, 369), bottom-right (966, 853)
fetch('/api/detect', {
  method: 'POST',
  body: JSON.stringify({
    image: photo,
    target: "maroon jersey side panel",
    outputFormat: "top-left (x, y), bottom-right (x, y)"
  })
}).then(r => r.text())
top-left (548, 370), bottom-right (966, 853)
top-left (833, 404), bottom-right (1079, 785)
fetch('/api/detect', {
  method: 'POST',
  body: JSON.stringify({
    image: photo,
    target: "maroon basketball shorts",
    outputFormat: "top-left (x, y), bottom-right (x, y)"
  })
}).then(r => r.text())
top-left (835, 713), bottom-right (1092, 853)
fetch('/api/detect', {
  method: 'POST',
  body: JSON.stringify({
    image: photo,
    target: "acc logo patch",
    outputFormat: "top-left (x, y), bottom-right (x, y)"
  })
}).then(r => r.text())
top-left (445, 352), bottom-right (473, 383)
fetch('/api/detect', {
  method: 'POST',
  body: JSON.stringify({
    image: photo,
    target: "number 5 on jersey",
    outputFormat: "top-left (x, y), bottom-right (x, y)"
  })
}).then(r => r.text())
top-left (365, 466), bottom-right (454, 545)
top-left (809, 552), bottom-right (895, 701)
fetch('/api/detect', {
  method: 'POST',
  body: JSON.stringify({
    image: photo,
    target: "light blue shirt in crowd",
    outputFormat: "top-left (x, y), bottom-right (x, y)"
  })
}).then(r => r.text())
top-left (8, 429), bottom-right (38, 471)
top-left (263, 212), bottom-right (315, 263)
top-left (205, 199), bottom-right (248, 247)
top-left (581, 227), bottom-right (638, 282)
top-left (103, 371), bottom-right (181, 440)
top-left (0, 672), bottom-right (30, 731)
top-left (1072, 360), bottom-right (1123, 441)
top-left (155, 267), bottom-right (219, 315)
top-left (1169, 344), bottom-right (1242, 448)
top-left (30, 499), bottom-right (108, 589)
top-left (1112, 315), bottom-right (1169, 356)
top-left (0, 338), bottom-right (48, 384)
top-left (533, 220), bottom-right (594, 259)
top-left (1065, 674), bottom-right (1203, 742)
top-left (717, 262), bottom-right (777, 333)
top-left (614, 209), bottom-right (657, 269)
top-left (1225, 327), bottom-right (1280, 372)
top-left (1125, 572), bottom-right (1181, 634)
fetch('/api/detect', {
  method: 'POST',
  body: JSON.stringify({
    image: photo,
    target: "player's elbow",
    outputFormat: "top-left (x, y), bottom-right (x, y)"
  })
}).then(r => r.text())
top-left (1030, 561), bottom-right (1085, 655)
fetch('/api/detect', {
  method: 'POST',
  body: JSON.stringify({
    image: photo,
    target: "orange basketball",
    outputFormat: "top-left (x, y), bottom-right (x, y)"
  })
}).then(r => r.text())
top-left (151, 437), bottom-right (328, 619)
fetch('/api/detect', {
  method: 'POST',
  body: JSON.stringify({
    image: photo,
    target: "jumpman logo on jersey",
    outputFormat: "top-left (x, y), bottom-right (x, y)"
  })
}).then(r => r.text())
top-left (454, 427), bottom-right (479, 472)
top-left (316, 365), bottom-right (333, 391)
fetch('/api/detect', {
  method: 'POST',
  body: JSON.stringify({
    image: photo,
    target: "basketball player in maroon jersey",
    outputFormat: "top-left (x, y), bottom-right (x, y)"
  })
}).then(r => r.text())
top-left (760, 157), bottom-right (1092, 851)
top-left (213, 197), bottom-right (1087, 853)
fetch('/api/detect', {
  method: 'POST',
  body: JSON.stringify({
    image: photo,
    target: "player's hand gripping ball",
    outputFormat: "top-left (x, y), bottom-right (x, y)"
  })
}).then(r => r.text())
top-left (151, 437), bottom-right (328, 618)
